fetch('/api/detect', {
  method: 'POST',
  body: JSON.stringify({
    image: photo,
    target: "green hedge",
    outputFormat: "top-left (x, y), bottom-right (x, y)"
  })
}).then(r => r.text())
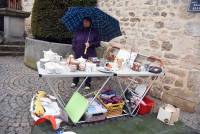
top-left (0, 0), bottom-right (6, 8)
top-left (68, 0), bottom-right (97, 6)
top-left (31, 0), bottom-right (97, 43)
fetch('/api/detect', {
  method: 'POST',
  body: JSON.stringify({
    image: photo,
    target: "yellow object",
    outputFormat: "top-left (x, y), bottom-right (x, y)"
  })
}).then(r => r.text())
top-left (107, 109), bottom-right (123, 118)
top-left (36, 91), bottom-right (46, 98)
top-left (34, 91), bottom-right (46, 117)
top-left (34, 99), bottom-right (45, 117)
top-left (97, 97), bottom-right (124, 117)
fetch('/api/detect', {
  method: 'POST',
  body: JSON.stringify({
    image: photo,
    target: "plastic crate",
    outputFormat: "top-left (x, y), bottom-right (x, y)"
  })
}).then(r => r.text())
top-left (97, 97), bottom-right (124, 117)
top-left (138, 97), bottom-right (155, 115)
top-left (98, 97), bottom-right (124, 110)
top-left (107, 109), bottom-right (123, 117)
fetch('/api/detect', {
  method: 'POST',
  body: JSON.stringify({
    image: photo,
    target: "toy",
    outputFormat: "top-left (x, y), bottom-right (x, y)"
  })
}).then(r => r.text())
top-left (31, 91), bottom-right (68, 130)
top-left (36, 91), bottom-right (46, 98)
top-left (33, 91), bottom-right (47, 117)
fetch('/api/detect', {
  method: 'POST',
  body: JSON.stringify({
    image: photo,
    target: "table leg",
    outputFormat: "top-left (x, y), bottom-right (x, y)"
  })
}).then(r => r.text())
top-left (75, 76), bottom-right (88, 92)
top-left (116, 77), bottom-right (133, 115)
top-left (90, 76), bottom-right (112, 103)
top-left (130, 77), bottom-right (156, 116)
top-left (46, 77), bottom-right (65, 108)
top-left (43, 77), bottom-right (69, 122)
top-left (130, 85), bottom-right (152, 116)
top-left (118, 78), bottom-right (132, 97)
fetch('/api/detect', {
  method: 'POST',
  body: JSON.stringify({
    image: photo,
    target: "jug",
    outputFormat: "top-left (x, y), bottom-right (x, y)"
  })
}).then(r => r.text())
top-left (43, 49), bottom-right (57, 61)
top-left (77, 57), bottom-right (86, 71)
top-left (53, 54), bottom-right (63, 62)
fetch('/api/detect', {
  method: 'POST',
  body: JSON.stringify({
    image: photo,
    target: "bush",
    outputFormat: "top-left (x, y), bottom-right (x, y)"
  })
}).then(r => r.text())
top-left (68, 0), bottom-right (97, 6)
top-left (31, 0), bottom-right (97, 43)
top-left (0, 0), bottom-right (6, 8)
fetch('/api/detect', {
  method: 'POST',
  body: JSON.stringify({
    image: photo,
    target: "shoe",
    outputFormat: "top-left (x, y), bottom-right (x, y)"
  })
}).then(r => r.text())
top-left (84, 86), bottom-right (91, 90)
top-left (71, 83), bottom-right (77, 88)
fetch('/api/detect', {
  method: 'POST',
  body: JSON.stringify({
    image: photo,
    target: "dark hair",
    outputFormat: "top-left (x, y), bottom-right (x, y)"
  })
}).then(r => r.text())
top-left (83, 17), bottom-right (92, 24)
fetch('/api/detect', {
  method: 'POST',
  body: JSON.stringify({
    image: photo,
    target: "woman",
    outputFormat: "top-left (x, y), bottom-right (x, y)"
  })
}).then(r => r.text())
top-left (71, 17), bottom-right (100, 90)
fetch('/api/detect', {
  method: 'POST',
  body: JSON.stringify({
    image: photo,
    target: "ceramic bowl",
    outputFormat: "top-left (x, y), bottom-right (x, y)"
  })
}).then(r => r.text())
top-left (79, 63), bottom-right (86, 71)
top-left (69, 64), bottom-right (77, 72)
top-left (70, 60), bottom-right (80, 65)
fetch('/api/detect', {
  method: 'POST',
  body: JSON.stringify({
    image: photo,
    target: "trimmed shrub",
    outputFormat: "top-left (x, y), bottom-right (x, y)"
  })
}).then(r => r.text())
top-left (67, 0), bottom-right (97, 6)
top-left (31, 0), bottom-right (97, 43)
top-left (0, 0), bottom-right (6, 8)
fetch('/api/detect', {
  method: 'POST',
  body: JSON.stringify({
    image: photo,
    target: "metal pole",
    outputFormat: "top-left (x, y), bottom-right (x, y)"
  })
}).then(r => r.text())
top-left (130, 77), bottom-right (154, 115)
top-left (116, 76), bottom-right (133, 115)
top-left (90, 76), bottom-right (111, 103)
top-left (46, 78), bottom-right (65, 108)
top-left (75, 76), bottom-right (88, 92)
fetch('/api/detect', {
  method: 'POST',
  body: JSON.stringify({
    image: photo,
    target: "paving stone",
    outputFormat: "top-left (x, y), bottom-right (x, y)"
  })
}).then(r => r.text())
top-left (7, 131), bottom-right (16, 134)
top-left (21, 123), bottom-right (29, 127)
top-left (8, 127), bottom-right (15, 132)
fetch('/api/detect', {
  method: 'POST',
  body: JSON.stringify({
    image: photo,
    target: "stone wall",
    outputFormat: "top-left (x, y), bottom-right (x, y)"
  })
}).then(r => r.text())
top-left (98, 0), bottom-right (200, 112)
top-left (22, 0), bottom-right (200, 112)
top-left (22, 0), bottom-right (34, 36)
top-left (24, 38), bottom-right (73, 69)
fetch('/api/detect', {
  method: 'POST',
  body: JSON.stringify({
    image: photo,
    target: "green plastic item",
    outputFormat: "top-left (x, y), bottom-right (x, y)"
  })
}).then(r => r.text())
top-left (65, 92), bottom-right (89, 124)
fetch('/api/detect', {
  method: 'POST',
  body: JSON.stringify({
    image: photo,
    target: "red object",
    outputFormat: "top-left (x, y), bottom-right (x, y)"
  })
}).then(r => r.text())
top-left (34, 115), bottom-right (58, 130)
top-left (138, 97), bottom-right (155, 115)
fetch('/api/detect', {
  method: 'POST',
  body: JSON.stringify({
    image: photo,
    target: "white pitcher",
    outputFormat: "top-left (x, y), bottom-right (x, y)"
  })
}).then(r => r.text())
top-left (53, 54), bottom-right (63, 62)
top-left (43, 49), bottom-right (57, 61)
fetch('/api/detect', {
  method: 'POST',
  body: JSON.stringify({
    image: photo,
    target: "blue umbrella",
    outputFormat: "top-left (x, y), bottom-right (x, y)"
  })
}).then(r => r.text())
top-left (61, 7), bottom-right (122, 42)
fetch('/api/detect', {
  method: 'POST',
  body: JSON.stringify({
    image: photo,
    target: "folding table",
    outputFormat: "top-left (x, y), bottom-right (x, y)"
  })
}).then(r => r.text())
top-left (37, 61), bottom-right (164, 123)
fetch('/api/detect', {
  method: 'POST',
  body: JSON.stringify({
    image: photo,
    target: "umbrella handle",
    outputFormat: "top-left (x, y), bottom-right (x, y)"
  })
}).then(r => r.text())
top-left (84, 46), bottom-right (88, 55)
top-left (84, 28), bottom-right (91, 55)
top-left (84, 41), bottom-right (89, 55)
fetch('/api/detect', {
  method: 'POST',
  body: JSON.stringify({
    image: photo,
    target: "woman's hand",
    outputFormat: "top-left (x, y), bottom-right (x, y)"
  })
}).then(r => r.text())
top-left (85, 42), bottom-right (90, 48)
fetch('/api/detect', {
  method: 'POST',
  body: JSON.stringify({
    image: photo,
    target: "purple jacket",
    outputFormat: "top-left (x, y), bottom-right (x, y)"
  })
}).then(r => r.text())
top-left (72, 28), bottom-right (100, 59)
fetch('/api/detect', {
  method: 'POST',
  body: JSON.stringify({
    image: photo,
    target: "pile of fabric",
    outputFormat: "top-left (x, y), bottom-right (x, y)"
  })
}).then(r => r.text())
top-left (100, 89), bottom-right (123, 104)
top-left (30, 91), bottom-right (68, 130)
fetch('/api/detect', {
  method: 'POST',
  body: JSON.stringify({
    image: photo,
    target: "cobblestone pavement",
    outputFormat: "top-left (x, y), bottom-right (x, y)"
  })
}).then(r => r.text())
top-left (0, 56), bottom-right (199, 134)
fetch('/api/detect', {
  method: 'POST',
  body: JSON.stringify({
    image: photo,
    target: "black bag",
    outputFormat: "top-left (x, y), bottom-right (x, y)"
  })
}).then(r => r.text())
top-left (149, 66), bottom-right (162, 74)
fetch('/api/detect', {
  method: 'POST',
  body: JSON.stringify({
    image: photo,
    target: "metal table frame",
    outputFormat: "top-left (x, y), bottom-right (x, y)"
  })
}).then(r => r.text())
top-left (37, 61), bottom-right (164, 123)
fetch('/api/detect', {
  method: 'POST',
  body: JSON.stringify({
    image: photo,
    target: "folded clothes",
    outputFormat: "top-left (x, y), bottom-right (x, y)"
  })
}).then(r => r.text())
top-left (112, 96), bottom-right (123, 104)
top-left (101, 95), bottom-right (123, 104)
top-left (101, 89), bottom-right (116, 96)
top-left (101, 98), bottom-right (113, 104)
top-left (100, 94), bottom-right (116, 100)
top-left (100, 89), bottom-right (123, 104)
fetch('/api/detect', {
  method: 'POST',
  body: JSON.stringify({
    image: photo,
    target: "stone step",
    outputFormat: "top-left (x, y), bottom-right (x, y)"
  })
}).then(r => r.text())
top-left (0, 45), bottom-right (24, 52)
top-left (0, 51), bottom-right (24, 56)
top-left (0, 41), bottom-right (25, 45)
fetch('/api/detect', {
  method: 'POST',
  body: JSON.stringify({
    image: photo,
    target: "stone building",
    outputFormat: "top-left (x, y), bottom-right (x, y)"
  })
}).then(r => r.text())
top-left (97, 0), bottom-right (200, 113)
top-left (22, 0), bottom-right (34, 35)
top-left (23, 0), bottom-right (200, 113)
top-left (0, 0), bottom-right (30, 43)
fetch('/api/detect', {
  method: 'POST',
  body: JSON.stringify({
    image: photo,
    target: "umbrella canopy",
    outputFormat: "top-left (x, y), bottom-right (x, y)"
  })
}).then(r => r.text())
top-left (61, 7), bottom-right (122, 42)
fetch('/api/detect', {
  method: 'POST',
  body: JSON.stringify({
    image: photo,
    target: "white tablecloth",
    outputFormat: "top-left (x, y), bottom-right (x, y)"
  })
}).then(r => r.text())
top-left (37, 62), bottom-right (164, 78)
top-left (37, 62), bottom-right (113, 77)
